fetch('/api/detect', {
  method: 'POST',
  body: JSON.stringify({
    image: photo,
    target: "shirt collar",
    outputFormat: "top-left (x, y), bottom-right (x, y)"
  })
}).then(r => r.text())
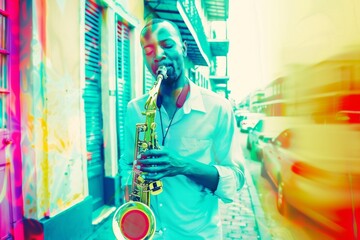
top-left (183, 79), bottom-right (206, 114)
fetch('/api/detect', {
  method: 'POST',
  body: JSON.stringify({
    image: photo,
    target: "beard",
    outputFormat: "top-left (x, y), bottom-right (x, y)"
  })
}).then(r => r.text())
top-left (151, 59), bottom-right (184, 87)
top-left (161, 66), bottom-right (182, 87)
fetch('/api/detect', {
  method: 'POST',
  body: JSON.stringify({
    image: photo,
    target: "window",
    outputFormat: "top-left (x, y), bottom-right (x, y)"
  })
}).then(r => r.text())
top-left (253, 120), bottom-right (263, 132)
top-left (276, 129), bottom-right (292, 149)
top-left (0, 0), bottom-right (9, 129)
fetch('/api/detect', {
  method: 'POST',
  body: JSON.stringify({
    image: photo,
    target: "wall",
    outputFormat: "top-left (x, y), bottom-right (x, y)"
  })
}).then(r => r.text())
top-left (21, 0), bottom-right (86, 220)
top-left (19, 0), bottom-right (150, 223)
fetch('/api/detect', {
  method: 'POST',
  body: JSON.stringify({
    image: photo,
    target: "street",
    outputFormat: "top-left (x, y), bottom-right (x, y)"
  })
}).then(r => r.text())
top-left (238, 131), bottom-right (340, 240)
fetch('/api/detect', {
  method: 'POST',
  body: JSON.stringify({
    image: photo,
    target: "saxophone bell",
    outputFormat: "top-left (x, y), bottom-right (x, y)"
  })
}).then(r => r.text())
top-left (112, 202), bottom-right (156, 240)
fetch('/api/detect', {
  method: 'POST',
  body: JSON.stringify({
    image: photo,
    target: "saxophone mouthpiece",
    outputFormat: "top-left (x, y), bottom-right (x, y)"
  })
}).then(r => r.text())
top-left (156, 65), bottom-right (168, 81)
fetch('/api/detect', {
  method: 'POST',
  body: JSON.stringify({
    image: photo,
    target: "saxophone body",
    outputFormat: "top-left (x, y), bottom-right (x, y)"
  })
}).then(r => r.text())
top-left (112, 66), bottom-right (167, 240)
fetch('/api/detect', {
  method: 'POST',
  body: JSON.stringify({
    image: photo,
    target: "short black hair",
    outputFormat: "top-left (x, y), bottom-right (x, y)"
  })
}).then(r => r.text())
top-left (141, 18), bottom-right (183, 41)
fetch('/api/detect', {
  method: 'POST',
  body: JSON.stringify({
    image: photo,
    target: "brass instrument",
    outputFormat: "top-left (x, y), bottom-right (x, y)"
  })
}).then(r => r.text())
top-left (112, 66), bottom-right (167, 240)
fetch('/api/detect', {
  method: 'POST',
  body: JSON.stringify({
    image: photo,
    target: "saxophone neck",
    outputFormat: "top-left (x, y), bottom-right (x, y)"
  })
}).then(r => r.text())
top-left (145, 79), bottom-right (163, 111)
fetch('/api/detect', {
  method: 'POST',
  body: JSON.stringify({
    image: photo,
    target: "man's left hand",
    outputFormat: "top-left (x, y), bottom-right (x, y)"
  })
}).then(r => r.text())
top-left (136, 148), bottom-right (188, 180)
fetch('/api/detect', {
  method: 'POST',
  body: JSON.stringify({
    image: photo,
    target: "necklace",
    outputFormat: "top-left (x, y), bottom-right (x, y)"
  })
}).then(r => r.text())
top-left (158, 83), bottom-right (190, 146)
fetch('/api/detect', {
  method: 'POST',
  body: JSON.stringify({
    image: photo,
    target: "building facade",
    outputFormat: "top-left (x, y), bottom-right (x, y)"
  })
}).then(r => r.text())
top-left (244, 51), bottom-right (360, 122)
top-left (0, 0), bottom-right (230, 239)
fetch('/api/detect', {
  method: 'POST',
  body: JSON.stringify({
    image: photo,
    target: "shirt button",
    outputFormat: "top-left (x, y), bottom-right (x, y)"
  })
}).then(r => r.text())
top-left (163, 227), bottom-right (167, 231)
top-left (158, 230), bottom-right (163, 235)
top-left (159, 203), bottom-right (163, 207)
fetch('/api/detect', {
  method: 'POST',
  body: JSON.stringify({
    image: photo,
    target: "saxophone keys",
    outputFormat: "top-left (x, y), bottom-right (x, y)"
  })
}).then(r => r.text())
top-left (141, 142), bottom-right (148, 150)
top-left (149, 181), bottom-right (163, 195)
top-left (137, 175), bottom-right (145, 183)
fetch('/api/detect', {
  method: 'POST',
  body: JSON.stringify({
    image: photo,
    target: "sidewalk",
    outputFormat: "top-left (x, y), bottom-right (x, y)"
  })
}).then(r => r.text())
top-left (220, 164), bottom-right (271, 240)
top-left (86, 162), bottom-right (271, 240)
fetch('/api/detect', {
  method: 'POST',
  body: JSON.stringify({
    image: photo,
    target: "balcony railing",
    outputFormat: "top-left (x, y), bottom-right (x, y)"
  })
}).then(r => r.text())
top-left (145, 0), bottom-right (211, 66)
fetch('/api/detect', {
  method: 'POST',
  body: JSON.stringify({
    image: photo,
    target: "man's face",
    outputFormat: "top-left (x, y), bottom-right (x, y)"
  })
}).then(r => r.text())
top-left (140, 21), bottom-right (186, 84)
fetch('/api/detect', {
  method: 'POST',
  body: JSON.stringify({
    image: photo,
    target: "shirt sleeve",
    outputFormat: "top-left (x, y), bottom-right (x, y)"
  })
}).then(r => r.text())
top-left (212, 101), bottom-right (246, 203)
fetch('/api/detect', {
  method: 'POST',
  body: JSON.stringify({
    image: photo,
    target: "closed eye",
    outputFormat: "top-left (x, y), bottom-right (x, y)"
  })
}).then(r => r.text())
top-left (161, 39), bottom-right (175, 49)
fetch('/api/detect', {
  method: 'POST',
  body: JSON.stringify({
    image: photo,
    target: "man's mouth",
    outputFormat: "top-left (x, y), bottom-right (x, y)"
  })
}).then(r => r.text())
top-left (155, 65), bottom-right (172, 75)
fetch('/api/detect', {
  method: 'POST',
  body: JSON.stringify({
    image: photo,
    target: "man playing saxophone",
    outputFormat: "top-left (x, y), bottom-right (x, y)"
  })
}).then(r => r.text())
top-left (119, 18), bottom-right (245, 239)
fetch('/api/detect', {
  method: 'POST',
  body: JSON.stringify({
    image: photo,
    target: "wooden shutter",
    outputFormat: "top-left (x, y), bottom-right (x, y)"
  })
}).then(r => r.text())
top-left (84, 0), bottom-right (105, 210)
top-left (144, 66), bottom-right (154, 93)
top-left (116, 21), bottom-right (131, 155)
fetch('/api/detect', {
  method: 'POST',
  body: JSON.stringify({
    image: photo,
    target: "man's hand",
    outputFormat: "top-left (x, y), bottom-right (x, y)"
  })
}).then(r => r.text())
top-left (137, 147), bottom-right (188, 181)
top-left (137, 147), bottom-right (219, 192)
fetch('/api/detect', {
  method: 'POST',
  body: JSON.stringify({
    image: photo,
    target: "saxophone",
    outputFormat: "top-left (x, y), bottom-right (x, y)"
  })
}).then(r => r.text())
top-left (112, 66), bottom-right (167, 240)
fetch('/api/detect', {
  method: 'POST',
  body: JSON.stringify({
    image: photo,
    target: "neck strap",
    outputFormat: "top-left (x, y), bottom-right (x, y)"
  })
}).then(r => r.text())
top-left (156, 82), bottom-right (190, 109)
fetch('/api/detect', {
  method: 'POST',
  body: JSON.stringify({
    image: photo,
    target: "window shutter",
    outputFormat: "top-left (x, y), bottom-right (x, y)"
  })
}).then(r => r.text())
top-left (84, 0), bottom-right (104, 164)
top-left (144, 66), bottom-right (154, 93)
top-left (116, 21), bottom-right (131, 155)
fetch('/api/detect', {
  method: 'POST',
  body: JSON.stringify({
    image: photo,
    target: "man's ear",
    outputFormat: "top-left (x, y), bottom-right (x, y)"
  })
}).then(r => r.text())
top-left (182, 41), bottom-right (188, 57)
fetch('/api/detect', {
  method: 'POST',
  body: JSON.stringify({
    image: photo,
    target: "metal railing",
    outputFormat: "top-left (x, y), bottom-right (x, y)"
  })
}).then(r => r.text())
top-left (145, 0), bottom-right (211, 65)
top-left (179, 0), bottom-right (211, 62)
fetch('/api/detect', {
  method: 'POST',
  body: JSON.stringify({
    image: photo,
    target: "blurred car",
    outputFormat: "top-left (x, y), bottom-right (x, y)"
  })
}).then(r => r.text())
top-left (261, 124), bottom-right (360, 238)
top-left (247, 116), bottom-right (310, 161)
top-left (246, 119), bottom-right (272, 161)
top-left (247, 117), bottom-right (292, 161)
top-left (234, 109), bottom-right (250, 127)
top-left (335, 110), bottom-right (360, 124)
top-left (239, 112), bottom-right (264, 133)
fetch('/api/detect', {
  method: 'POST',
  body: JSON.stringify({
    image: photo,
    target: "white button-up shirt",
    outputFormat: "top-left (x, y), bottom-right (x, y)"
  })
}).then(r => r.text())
top-left (120, 80), bottom-right (245, 239)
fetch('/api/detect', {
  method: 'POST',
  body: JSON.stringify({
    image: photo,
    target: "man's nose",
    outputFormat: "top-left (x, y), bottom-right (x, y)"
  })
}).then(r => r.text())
top-left (154, 46), bottom-right (166, 62)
